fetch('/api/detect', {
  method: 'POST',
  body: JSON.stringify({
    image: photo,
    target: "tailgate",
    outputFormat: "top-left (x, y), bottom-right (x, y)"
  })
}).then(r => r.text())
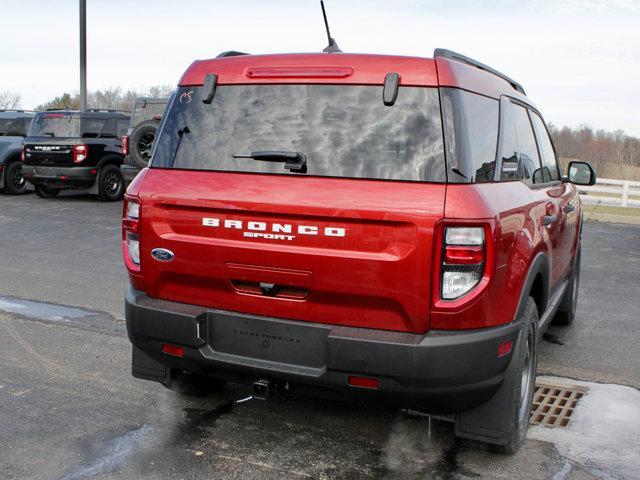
top-left (137, 169), bottom-right (444, 333)
top-left (24, 138), bottom-right (75, 166)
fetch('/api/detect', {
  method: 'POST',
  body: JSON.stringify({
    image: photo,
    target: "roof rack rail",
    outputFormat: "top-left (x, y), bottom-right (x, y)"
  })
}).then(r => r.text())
top-left (433, 48), bottom-right (526, 95)
top-left (216, 51), bottom-right (250, 58)
top-left (0, 109), bottom-right (33, 113)
top-left (87, 108), bottom-right (129, 113)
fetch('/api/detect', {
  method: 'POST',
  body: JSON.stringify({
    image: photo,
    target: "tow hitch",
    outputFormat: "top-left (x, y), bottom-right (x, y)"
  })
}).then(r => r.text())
top-left (252, 379), bottom-right (288, 400)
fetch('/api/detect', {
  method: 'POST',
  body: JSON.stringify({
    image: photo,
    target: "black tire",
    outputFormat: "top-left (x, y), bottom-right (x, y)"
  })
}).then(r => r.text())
top-left (34, 184), bottom-right (60, 198)
top-left (493, 297), bottom-right (538, 454)
top-left (554, 247), bottom-right (581, 325)
top-left (3, 160), bottom-right (28, 195)
top-left (97, 164), bottom-right (124, 202)
top-left (129, 120), bottom-right (159, 169)
top-left (163, 372), bottom-right (227, 397)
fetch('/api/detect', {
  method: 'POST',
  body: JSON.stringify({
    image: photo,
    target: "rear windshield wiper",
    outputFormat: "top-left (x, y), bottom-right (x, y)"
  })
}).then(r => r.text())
top-left (171, 126), bottom-right (190, 163)
top-left (233, 151), bottom-right (307, 173)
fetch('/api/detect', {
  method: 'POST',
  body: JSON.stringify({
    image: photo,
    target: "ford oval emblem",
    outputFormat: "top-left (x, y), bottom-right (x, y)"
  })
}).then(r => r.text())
top-left (151, 248), bottom-right (175, 262)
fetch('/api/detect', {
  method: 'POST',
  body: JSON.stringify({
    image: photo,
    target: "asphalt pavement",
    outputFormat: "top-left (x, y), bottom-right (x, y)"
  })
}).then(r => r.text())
top-left (1, 191), bottom-right (639, 479)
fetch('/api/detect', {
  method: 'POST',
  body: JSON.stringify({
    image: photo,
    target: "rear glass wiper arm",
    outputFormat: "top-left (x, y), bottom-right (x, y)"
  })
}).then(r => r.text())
top-left (171, 126), bottom-right (190, 163)
top-left (233, 151), bottom-right (307, 173)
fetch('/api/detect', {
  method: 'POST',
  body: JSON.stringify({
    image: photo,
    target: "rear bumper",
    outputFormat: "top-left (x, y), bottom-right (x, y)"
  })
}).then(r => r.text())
top-left (22, 165), bottom-right (96, 189)
top-left (125, 287), bottom-right (521, 413)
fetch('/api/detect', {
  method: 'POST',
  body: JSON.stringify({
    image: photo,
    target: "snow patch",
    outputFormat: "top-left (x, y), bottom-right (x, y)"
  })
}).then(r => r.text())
top-left (529, 376), bottom-right (640, 479)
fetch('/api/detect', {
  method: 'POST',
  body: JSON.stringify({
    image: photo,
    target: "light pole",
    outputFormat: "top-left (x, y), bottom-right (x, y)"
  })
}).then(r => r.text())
top-left (79, 0), bottom-right (87, 111)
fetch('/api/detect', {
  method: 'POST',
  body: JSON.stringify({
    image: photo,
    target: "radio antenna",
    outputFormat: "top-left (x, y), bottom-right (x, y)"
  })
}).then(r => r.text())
top-left (320, 1), bottom-right (342, 53)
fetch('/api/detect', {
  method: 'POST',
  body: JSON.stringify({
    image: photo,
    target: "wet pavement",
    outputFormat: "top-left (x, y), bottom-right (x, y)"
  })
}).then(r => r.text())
top-left (0, 192), bottom-right (639, 479)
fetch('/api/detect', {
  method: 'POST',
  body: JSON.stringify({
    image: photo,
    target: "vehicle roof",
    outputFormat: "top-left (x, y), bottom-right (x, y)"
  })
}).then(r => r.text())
top-left (0, 110), bottom-right (34, 119)
top-left (178, 52), bottom-right (531, 104)
top-left (35, 110), bottom-right (131, 118)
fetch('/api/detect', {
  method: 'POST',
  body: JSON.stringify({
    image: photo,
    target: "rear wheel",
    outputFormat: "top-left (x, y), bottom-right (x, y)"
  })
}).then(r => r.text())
top-left (34, 184), bottom-right (60, 198)
top-left (97, 164), bottom-right (124, 202)
top-left (3, 160), bottom-right (28, 195)
top-left (554, 247), bottom-right (581, 325)
top-left (163, 372), bottom-right (227, 397)
top-left (492, 298), bottom-right (538, 454)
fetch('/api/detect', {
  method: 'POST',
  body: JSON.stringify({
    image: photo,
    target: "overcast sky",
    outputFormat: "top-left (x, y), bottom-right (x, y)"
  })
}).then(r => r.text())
top-left (1, 0), bottom-right (639, 135)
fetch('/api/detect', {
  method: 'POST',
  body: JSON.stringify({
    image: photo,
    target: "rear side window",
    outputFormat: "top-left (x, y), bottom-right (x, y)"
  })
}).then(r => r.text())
top-left (442, 88), bottom-right (499, 183)
top-left (530, 112), bottom-right (560, 182)
top-left (497, 100), bottom-right (520, 181)
top-left (116, 119), bottom-right (129, 137)
top-left (0, 117), bottom-right (32, 137)
top-left (151, 85), bottom-right (446, 183)
top-left (504, 103), bottom-right (542, 184)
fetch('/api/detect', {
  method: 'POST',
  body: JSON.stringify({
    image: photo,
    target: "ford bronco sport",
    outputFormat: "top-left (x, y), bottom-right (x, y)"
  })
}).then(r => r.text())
top-left (0, 110), bottom-right (34, 195)
top-left (123, 49), bottom-right (596, 453)
top-left (22, 109), bottom-right (130, 201)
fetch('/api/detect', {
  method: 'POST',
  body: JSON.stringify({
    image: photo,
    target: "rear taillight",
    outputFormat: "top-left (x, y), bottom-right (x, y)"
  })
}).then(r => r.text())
top-left (441, 227), bottom-right (485, 300)
top-left (20, 146), bottom-right (25, 162)
top-left (123, 199), bottom-right (141, 267)
top-left (73, 144), bottom-right (88, 163)
top-left (121, 135), bottom-right (129, 156)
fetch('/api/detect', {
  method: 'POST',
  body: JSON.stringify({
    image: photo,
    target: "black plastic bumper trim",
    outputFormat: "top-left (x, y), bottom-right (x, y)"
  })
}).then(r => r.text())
top-left (125, 287), bottom-right (521, 412)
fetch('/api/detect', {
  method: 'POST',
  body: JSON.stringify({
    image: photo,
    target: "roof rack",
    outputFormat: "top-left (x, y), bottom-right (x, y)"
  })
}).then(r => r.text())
top-left (216, 51), bottom-right (250, 58)
top-left (87, 108), bottom-right (130, 113)
top-left (0, 109), bottom-right (33, 113)
top-left (433, 48), bottom-right (526, 95)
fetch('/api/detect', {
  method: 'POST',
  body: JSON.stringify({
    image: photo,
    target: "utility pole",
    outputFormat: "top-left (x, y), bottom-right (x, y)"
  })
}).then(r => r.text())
top-left (79, 0), bottom-right (87, 111)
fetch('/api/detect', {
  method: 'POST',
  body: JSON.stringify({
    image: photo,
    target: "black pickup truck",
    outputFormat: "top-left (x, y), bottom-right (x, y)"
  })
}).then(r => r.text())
top-left (22, 109), bottom-right (130, 201)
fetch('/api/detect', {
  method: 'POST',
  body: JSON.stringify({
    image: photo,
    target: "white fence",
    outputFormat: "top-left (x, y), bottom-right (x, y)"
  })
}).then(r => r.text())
top-left (578, 178), bottom-right (640, 209)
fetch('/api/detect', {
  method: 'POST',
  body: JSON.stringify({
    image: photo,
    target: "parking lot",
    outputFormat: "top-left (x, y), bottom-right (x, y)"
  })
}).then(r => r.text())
top-left (1, 191), bottom-right (639, 479)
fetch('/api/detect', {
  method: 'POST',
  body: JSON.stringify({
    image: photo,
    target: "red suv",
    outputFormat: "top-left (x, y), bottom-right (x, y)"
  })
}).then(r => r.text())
top-left (123, 49), bottom-right (595, 453)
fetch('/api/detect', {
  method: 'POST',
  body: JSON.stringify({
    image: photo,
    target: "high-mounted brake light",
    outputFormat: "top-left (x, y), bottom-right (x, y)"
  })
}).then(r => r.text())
top-left (441, 227), bottom-right (486, 300)
top-left (123, 199), bottom-right (141, 266)
top-left (121, 135), bottom-right (129, 156)
top-left (73, 144), bottom-right (88, 163)
top-left (44, 113), bottom-right (65, 118)
top-left (246, 67), bottom-right (353, 78)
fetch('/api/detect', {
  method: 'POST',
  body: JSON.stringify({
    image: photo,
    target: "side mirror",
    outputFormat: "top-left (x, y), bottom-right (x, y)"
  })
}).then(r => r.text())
top-left (567, 161), bottom-right (596, 186)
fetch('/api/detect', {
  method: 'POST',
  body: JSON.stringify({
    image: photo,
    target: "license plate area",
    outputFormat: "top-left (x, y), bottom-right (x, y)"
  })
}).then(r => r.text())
top-left (208, 312), bottom-right (329, 369)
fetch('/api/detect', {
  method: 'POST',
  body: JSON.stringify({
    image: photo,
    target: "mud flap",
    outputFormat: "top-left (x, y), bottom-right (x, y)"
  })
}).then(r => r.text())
top-left (132, 346), bottom-right (170, 383)
top-left (453, 332), bottom-right (522, 445)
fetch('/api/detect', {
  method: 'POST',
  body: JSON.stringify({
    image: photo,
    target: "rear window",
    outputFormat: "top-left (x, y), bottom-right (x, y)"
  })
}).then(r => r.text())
top-left (29, 114), bottom-right (81, 137)
top-left (0, 117), bottom-right (32, 137)
top-left (28, 114), bottom-right (123, 138)
top-left (151, 85), bottom-right (446, 182)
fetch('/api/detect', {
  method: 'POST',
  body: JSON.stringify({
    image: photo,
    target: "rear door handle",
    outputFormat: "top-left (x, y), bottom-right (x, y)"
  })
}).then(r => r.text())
top-left (543, 215), bottom-right (558, 226)
top-left (564, 204), bottom-right (576, 214)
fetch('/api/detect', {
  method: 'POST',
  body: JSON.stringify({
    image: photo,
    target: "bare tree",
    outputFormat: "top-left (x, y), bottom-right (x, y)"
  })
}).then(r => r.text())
top-left (0, 90), bottom-right (21, 109)
top-left (35, 85), bottom-right (174, 112)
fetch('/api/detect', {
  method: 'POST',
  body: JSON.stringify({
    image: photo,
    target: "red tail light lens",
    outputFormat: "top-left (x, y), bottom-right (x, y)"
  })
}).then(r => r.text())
top-left (121, 135), bottom-right (129, 156)
top-left (122, 199), bottom-right (141, 268)
top-left (73, 144), bottom-right (88, 163)
top-left (20, 146), bottom-right (25, 162)
top-left (441, 227), bottom-right (485, 300)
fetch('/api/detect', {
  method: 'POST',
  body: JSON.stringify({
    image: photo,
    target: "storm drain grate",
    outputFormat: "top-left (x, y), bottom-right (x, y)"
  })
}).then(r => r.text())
top-left (530, 380), bottom-right (588, 428)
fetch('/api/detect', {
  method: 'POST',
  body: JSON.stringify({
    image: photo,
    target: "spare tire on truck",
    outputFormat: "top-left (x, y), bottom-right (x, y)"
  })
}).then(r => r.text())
top-left (128, 120), bottom-right (159, 169)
